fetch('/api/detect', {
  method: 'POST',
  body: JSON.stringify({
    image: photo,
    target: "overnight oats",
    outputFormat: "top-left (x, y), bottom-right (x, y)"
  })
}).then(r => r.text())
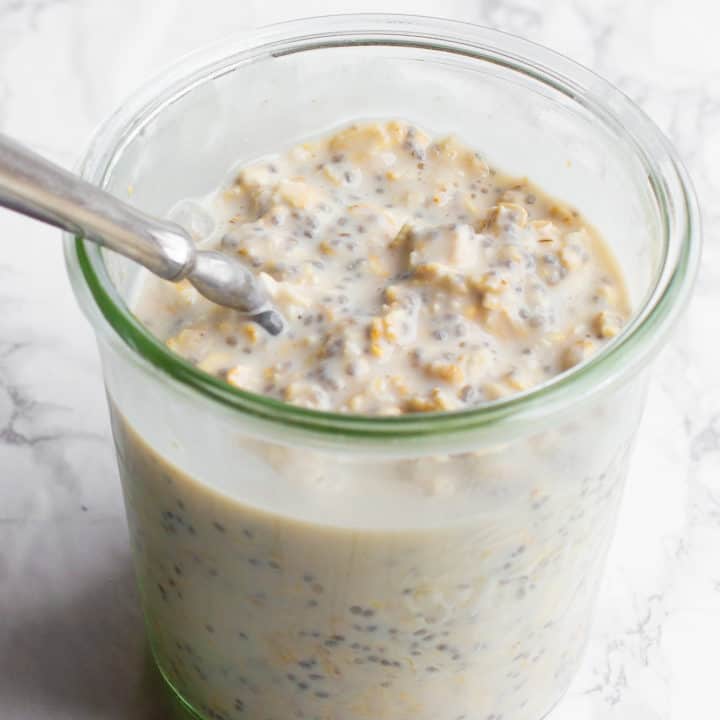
top-left (63, 16), bottom-right (699, 720)
top-left (110, 121), bottom-right (636, 720)
top-left (136, 120), bottom-right (629, 412)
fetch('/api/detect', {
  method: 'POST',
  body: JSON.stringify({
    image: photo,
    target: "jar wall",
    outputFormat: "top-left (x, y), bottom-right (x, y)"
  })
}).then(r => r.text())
top-left (102, 331), bottom-right (648, 720)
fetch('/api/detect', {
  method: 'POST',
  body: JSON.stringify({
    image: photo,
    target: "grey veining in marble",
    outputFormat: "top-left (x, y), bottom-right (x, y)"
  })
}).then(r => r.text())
top-left (0, 1), bottom-right (717, 719)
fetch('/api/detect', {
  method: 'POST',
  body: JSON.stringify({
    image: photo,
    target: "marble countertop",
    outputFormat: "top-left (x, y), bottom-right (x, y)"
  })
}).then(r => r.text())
top-left (0, 1), bottom-right (717, 719)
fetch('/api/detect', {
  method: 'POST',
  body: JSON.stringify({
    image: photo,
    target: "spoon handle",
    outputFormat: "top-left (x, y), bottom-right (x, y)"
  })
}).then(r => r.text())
top-left (0, 133), bottom-right (195, 281)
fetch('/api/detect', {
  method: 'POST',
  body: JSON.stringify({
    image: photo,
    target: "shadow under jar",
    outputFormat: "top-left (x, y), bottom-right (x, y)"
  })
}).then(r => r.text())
top-left (64, 14), bottom-right (699, 720)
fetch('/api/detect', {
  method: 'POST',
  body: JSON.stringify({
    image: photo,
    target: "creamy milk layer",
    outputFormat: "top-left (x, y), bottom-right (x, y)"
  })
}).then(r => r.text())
top-left (119, 120), bottom-right (635, 720)
top-left (135, 120), bottom-right (629, 413)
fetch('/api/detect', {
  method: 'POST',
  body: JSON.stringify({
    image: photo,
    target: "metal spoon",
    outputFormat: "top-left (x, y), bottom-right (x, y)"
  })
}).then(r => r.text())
top-left (0, 134), bottom-right (284, 335)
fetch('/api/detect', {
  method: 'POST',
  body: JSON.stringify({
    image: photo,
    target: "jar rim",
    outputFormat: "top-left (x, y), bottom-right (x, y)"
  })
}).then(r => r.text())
top-left (63, 13), bottom-right (701, 443)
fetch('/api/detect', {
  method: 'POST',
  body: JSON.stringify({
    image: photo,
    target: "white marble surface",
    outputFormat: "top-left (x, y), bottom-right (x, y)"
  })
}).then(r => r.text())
top-left (0, 1), bottom-right (716, 718)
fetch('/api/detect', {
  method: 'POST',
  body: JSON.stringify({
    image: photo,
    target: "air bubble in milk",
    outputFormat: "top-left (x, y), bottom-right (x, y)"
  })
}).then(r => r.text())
top-left (168, 199), bottom-right (216, 245)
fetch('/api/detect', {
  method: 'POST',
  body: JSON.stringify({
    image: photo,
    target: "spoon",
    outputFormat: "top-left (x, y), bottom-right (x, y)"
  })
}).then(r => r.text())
top-left (0, 134), bottom-right (284, 335)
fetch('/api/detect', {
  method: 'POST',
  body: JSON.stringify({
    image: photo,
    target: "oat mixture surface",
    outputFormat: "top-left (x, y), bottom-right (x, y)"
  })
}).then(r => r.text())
top-left (136, 120), bottom-right (629, 412)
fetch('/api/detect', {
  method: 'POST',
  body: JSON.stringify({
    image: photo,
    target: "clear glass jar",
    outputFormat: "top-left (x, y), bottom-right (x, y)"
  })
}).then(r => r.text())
top-left (63, 14), bottom-right (699, 720)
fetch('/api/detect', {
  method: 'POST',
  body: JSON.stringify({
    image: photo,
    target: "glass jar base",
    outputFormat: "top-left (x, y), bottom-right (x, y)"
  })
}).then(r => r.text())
top-left (152, 652), bottom-right (207, 720)
top-left (150, 645), bottom-right (585, 720)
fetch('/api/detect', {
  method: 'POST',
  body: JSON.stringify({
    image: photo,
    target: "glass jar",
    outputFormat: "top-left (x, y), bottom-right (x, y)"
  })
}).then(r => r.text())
top-left (63, 14), bottom-right (700, 720)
